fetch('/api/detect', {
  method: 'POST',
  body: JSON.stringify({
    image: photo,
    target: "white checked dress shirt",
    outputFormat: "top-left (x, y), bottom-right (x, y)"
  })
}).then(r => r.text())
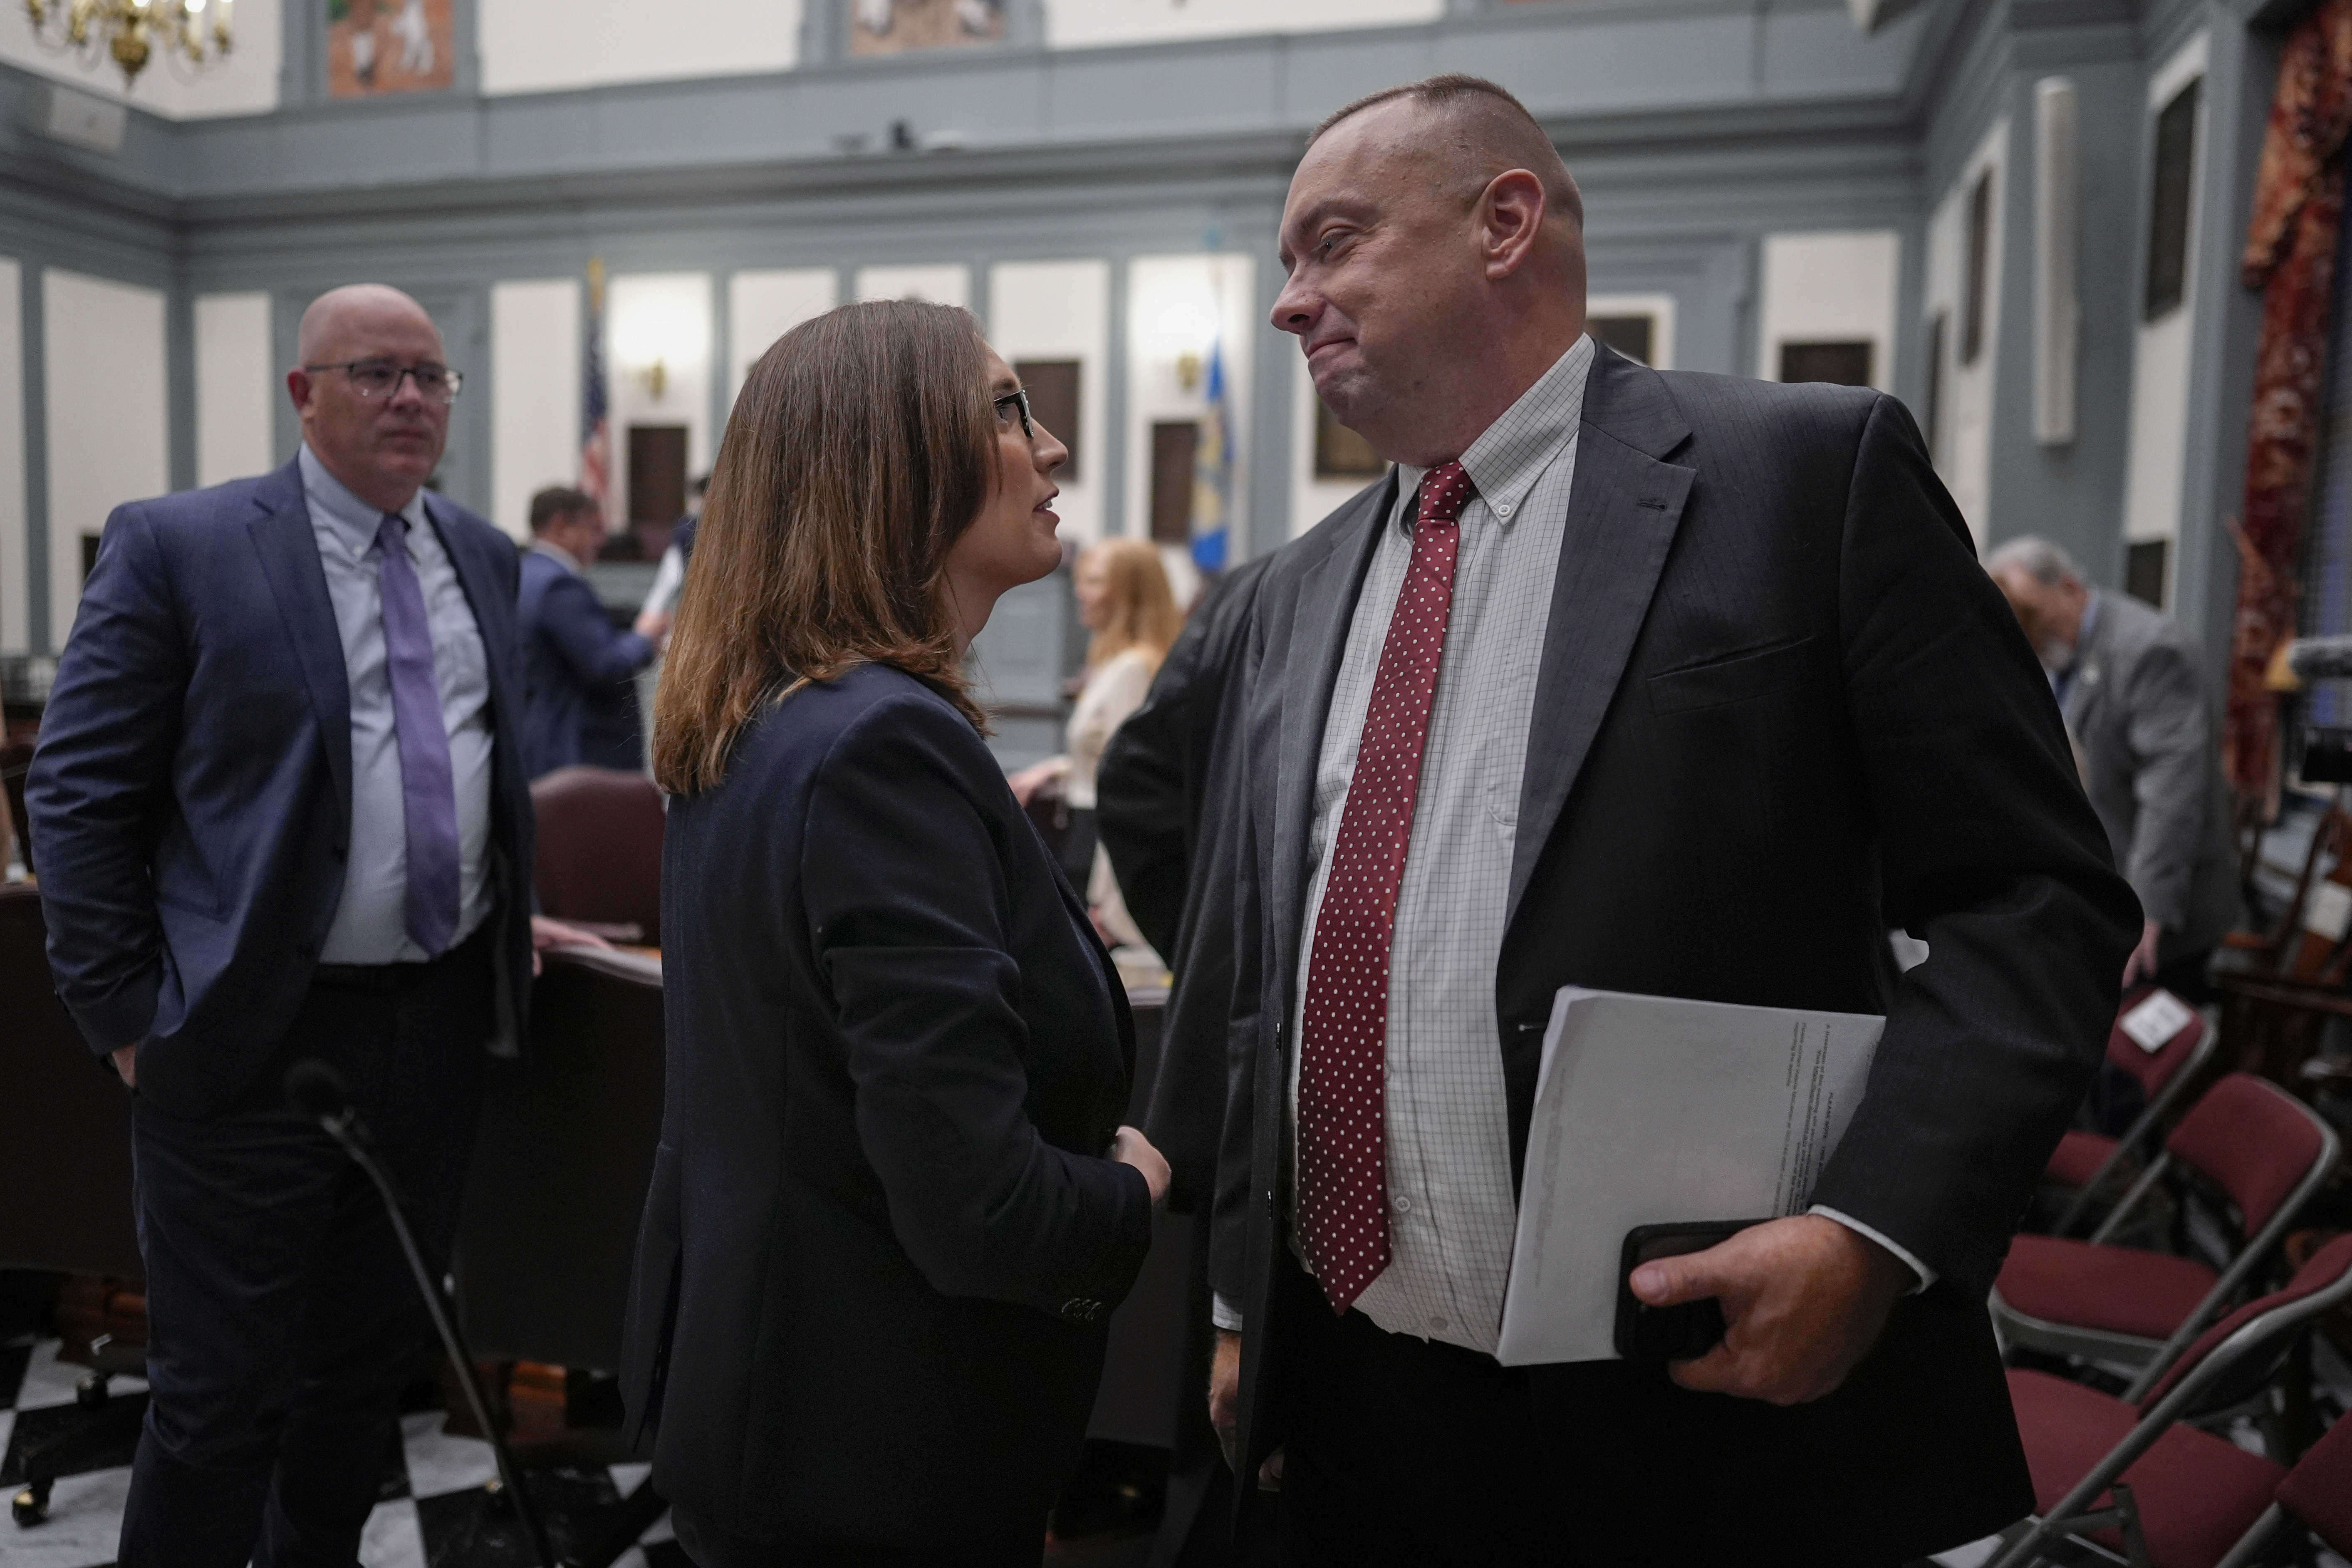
top-left (1215, 335), bottom-right (1926, 1355)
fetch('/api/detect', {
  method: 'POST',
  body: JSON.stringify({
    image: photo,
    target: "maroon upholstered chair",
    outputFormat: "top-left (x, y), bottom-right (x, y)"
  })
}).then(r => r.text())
top-left (2045, 988), bottom-right (2216, 1237)
top-left (1993, 1073), bottom-right (2340, 1400)
top-left (0, 883), bottom-right (148, 1528)
top-left (1987, 1233), bottom-right (2352, 1568)
top-left (529, 765), bottom-right (664, 948)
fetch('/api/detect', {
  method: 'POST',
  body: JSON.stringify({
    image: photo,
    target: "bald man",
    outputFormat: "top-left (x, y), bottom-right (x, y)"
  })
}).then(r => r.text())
top-left (29, 285), bottom-right (579, 1566)
top-left (1205, 77), bottom-right (2138, 1564)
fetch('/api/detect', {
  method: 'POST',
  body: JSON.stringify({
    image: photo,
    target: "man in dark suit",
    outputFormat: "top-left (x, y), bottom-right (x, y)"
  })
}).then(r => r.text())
top-left (1206, 77), bottom-right (2139, 1565)
top-left (29, 284), bottom-right (584, 1568)
top-left (518, 484), bottom-right (668, 778)
top-left (1097, 553), bottom-right (1278, 1566)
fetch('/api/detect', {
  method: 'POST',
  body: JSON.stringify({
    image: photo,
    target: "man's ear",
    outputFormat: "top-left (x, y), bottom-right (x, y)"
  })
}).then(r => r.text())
top-left (1479, 168), bottom-right (1547, 282)
top-left (285, 368), bottom-right (312, 413)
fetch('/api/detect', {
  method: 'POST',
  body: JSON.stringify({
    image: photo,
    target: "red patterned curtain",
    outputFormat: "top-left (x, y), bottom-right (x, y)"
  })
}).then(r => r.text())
top-left (2226, 0), bottom-right (2352, 802)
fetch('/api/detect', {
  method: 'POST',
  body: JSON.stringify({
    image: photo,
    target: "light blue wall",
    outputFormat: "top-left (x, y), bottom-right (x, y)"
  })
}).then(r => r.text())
top-left (0, 0), bottom-right (2304, 672)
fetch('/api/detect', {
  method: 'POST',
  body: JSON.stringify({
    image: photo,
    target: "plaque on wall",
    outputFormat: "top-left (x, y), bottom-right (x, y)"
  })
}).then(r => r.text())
top-left (326, 0), bottom-right (456, 97)
top-left (1013, 359), bottom-right (1081, 481)
top-left (1778, 341), bottom-right (1874, 387)
top-left (1588, 314), bottom-right (1655, 367)
top-left (850, 0), bottom-right (1004, 56)
top-left (1315, 401), bottom-right (1387, 480)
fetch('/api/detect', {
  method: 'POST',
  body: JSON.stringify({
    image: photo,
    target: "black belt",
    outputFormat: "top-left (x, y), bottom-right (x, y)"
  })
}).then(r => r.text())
top-left (311, 926), bottom-right (485, 994)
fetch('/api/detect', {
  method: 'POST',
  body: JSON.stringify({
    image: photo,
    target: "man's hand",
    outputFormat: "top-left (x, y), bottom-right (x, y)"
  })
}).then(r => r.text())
top-left (633, 605), bottom-right (673, 644)
top-left (2122, 917), bottom-right (2163, 990)
top-left (529, 914), bottom-right (613, 977)
top-left (1629, 1213), bottom-right (1911, 1405)
top-left (109, 1043), bottom-right (137, 1090)
top-left (1111, 1125), bottom-right (1171, 1205)
top-left (1206, 1330), bottom-right (1285, 1488)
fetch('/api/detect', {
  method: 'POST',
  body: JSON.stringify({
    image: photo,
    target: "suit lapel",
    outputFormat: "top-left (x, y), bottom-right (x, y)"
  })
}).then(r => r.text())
top-left (1507, 348), bottom-right (1695, 928)
top-left (246, 460), bottom-right (354, 828)
top-left (1268, 473), bottom-right (1398, 1002)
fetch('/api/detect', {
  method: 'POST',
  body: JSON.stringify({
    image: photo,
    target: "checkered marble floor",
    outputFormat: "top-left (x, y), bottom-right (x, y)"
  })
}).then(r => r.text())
top-left (0, 1337), bottom-right (686, 1568)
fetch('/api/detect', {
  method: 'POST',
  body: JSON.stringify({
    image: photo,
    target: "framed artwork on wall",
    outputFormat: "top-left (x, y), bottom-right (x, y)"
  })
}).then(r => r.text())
top-left (327, 0), bottom-right (456, 97)
top-left (849, 0), bottom-right (1005, 56)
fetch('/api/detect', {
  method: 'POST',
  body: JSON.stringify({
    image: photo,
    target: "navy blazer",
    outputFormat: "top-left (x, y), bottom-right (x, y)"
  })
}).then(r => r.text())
top-left (516, 546), bottom-right (653, 778)
top-left (621, 662), bottom-right (1154, 1548)
top-left (27, 459), bottom-right (536, 1120)
top-left (1218, 347), bottom-right (2141, 1558)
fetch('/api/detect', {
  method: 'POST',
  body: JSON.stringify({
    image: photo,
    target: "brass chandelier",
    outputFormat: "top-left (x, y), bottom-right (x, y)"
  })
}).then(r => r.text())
top-left (22, 0), bottom-right (233, 89)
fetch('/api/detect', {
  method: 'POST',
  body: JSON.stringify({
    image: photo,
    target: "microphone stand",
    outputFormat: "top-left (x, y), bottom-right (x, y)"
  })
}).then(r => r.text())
top-left (291, 1064), bottom-right (557, 1568)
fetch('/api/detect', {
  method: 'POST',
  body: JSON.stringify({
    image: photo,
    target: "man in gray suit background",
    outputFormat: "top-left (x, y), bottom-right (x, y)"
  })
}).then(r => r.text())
top-left (1990, 537), bottom-right (2240, 998)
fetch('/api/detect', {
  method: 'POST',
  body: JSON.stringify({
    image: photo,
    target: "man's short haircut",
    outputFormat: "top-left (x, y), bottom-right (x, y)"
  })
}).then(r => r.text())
top-left (1310, 73), bottom-right (1582, 228)
top-left (530, 486), bottom-right (597, 535)
top-left (1985, 535), bottom-right (2084, 589)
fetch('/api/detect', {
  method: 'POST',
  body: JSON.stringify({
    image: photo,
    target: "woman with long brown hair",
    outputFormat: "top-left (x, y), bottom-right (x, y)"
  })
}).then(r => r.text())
top-left (620, 300), bottom-right (1169, 1567)
top-left (1008, 539), bottom-right (1182, 947)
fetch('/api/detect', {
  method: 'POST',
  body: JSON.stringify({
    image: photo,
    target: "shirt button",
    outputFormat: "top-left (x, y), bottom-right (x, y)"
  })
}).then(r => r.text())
top-left (1495, 503), bottom-right (1513, 517)
top-left (1392, 1194), bottom-right (1411, 1214)
top-left (1429, 1315), bottom-right (1448, 1332)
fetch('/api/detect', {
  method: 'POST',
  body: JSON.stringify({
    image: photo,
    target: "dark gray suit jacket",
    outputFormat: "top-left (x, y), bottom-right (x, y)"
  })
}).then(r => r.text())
top-left (2062, 590), bottom-right (2240, 961)
top-left (1215, 345), bottom-right (2141, 1557)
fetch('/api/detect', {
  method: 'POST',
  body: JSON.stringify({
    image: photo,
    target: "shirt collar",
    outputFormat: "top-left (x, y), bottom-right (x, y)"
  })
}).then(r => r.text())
top-left (1391, 333), bottom-right (1597, 531)
top-left (297, 443), bottom-right (429, 560)
top-left (529, 538), bottom-right (583, 576)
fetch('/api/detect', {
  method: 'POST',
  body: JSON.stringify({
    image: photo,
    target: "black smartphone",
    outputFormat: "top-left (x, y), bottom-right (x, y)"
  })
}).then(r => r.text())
top-left (1613, 1219), bottom-right (1766, 1362)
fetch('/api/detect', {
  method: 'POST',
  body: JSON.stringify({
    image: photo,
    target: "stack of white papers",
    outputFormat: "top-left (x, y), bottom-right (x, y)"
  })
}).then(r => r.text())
top-left (1495, 987), bottom-right (1884, 1367)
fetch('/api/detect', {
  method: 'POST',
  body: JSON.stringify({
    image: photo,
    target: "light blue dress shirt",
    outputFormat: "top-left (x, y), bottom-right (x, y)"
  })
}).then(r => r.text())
top-left (299, 445), bottom-right (497, 964)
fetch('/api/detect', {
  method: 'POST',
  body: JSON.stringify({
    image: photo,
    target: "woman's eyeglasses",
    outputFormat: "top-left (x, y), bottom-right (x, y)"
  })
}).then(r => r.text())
top-left (993, 389), bottom-right (1034, 439)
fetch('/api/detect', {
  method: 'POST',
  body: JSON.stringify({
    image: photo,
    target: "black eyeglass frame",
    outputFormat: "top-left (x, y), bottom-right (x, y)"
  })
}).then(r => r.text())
top-left (992, 388), bottom-right (1035, 439)
top-left (304, 359), bottom-right (465, 404)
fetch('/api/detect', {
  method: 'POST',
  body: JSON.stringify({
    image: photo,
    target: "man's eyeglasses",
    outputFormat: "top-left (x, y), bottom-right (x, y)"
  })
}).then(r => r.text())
top-left (305, 359), bottom-right (464, 405)
top-left (993, 388), bottom-right (1034, 439)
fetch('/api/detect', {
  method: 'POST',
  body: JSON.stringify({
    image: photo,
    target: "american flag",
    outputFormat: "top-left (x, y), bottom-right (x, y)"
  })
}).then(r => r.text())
top-left (581, 255), bottom-right (611, 512)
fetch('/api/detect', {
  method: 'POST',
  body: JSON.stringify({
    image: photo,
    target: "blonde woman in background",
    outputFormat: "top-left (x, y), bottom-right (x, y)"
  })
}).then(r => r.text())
top-left (1009, 538), bottom-right (1182, 951)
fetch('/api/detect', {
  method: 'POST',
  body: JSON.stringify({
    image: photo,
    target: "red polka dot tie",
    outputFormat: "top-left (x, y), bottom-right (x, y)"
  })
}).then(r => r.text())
top-left (1296, 461), bottom-right (1475, 1315)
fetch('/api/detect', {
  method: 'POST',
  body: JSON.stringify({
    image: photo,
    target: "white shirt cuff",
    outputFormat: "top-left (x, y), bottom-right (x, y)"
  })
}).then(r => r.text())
top-left (1809, 1205), bottom-right (1936, 1292)
top-left (1211, 1291), bottom-right (1245, 1333)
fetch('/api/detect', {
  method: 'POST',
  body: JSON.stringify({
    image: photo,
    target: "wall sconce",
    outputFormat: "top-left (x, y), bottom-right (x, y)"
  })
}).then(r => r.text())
top-left (612, 295), bottom-right (699, 405)
top-left (1175, 351), bottom-right (1202, 393)
top-left (1136, 266), bottom-right (1223, 398)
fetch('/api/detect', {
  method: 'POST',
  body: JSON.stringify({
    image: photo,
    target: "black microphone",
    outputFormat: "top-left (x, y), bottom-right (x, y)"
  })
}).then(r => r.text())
top-left (283, 1060), bottom-right (555, 1566)
top-left (285, 1059), bottom-right (356, 1132)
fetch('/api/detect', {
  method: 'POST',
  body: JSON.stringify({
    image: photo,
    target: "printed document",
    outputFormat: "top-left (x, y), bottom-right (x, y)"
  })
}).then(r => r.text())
top-left (1494, 987), bottom-right (1884, 1366)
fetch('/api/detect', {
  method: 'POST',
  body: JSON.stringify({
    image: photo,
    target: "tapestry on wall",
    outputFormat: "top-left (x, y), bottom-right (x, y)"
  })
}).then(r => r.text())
top-left (327, 0), bottom-right (456, 97)
top-left (2226, 0), bottom-right (2352, 805)
top-left (849, 0), bottom-right (1004, 56)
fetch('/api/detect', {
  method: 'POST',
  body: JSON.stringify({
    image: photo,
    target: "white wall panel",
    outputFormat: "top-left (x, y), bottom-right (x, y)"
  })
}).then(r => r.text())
top-left (0, 2), bottom-right (279, 119)
top-left (0, 260), bottom-right (23, 654)
top-left (987, 260), bottom-right (1110, 544)
top-left (728, 268), bottom-right (838, 405)
top-left (1757, 230), bottom-right (1900, 390)
top-left (490, 278), bottom-right (582, 541)
top-left (1924, 122), bottom-right (2007, 542)
top-left (45, 270), bottom-right (167, 639)
top-left (482, 0), bottom-right (799, 95)
top-left (855, 265), bottom-right (971, 309)
top-left (606, 272), bottom-right (713, 526)
top-left (194, 291), bottom-right (275, 488)
top-left (1048, 0), bottom-right (1439, 48)
top-left (1125, 253), bottom-right (1253, 597)
top-left (2123, 33), bottom-right (2211, 564)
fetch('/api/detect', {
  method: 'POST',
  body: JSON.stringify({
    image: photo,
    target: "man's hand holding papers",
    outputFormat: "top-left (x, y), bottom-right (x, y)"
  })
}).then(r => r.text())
top-left (1629, 1212), bottom-right (1913, 1405)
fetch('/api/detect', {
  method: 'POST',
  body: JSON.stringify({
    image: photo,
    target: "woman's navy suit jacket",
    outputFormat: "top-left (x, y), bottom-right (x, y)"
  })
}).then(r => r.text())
top-left (621, 661), bottom-right (1155, 1546)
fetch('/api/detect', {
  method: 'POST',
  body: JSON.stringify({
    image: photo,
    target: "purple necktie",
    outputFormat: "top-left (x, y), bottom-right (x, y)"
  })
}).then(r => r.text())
top-left (375, 513), bottom-right (460, 957)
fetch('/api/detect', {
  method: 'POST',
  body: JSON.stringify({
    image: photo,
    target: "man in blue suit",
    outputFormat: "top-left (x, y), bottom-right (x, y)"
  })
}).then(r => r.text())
top-left (517, 484), bottom-right (667, 778)
top-left (29, 283), bottom-right (588, 1567)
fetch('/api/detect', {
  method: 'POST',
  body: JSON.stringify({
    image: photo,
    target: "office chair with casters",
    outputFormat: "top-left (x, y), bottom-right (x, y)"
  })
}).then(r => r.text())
top-left (1986, 1233), bottom-right (2352, 1568)
top-left (0, 884), bottom-right (146, 1529)
top-left (1993, 1073), bottom-right (2339, 1400)
top-left (529, 767), bottom-right (664, 946)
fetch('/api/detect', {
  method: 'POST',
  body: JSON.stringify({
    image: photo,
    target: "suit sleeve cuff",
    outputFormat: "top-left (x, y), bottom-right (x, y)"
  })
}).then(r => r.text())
top-left (1808, 1205), bottom-right (1936, 1293)
top-left (1212, 1292), bottom-right (1244, 1333)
